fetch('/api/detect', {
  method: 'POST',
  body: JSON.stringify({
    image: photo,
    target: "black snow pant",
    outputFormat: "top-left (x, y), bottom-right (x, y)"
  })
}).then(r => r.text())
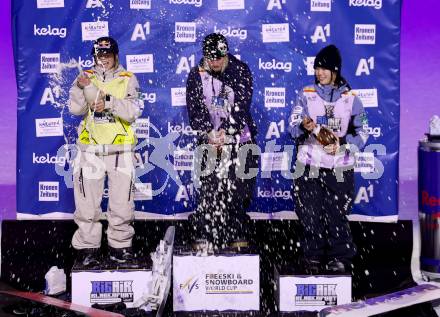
top-left (189, 141), bottom-right (258, 249)
top-left (294, 164), bottom-right (356, 264)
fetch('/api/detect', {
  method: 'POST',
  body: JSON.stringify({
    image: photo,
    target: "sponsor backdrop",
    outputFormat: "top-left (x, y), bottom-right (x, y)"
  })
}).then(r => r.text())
top-left (14, 0), bottom-right (400, 220)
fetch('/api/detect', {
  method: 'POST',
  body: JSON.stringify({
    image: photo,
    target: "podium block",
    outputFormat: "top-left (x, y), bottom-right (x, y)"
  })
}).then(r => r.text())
top-left (71, 260), bottom-right (152, 308)
top-left (173, 252), bottom-right (260, 312)
top-left (276, 267), bottom-right (351, 312)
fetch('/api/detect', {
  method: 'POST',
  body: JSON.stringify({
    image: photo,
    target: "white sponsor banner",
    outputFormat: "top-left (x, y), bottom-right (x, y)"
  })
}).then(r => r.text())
top-left (174, 150), bottom-right (194, 171)
top-left (134, 182), bottom-right (153, 200)
top-left (305, 57), bottom-right (316, 76)
top-left (354, 24), bottom-right (376, 44)
top-left (264, 87), bottom-right (285, 108)
top-left (175, 22), bottom-right (197, 43)
top-left (37, 0), bottom-right (64, 8)
top-left (354, 152), bottom-right (375, 173)
top-left (279, 275), bottom-right (352, 312)
top-left (173, 255), bottom-right (259, 311)
top-left (218, 0), bottom-right (244, 10)
top-left (310, 0), bottom-right (331, 12)
top-left (40, 53), bottom-right (60, 74)
top-left (352, 88), bottom-right (378, 108)
top-left (262, 23), bottom-right (289, 43)
top-left (35, 118), bottom-right (63, 137)
top-left (81, 21), bottom-right (109, 41)
top-left (134, 118), bottom-right (150, 139)
top-left (130, 0), bottom-right (151, 9)
top-left (72, 269), bottom-right (152, 308)
top-left (38, 181), bottom-right (59, 202)
top-left (126, 54), bottom-right (154, 73)
top-left (171, 87), bottom-right (187, 106)
top-left (261, 152), bottom-right (289, 172)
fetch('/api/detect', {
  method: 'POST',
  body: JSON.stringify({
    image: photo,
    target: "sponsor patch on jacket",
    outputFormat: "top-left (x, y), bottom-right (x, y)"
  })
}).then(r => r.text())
top-left (119, 71), bottom-right (133, 77)
top-left (303, 87), bottom-right (316, 93)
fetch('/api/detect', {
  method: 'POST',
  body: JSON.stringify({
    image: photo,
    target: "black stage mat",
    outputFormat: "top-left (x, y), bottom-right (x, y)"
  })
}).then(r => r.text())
top-left (0, 220), bottom-right (437, 316)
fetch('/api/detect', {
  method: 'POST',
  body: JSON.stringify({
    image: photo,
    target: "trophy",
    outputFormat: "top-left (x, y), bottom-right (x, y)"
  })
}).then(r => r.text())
top-left (303, 117), bottom-right (338, 146)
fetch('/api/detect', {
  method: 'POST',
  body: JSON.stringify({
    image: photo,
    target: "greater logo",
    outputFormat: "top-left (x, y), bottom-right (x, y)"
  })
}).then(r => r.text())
top-left (352, 88), bottom-right (378, 108)
top-left (218, 0), bottom-right (244, 10)
top-left (90, 281), bottom-right (134, 303)
top-left (130, 0), bottom-right (151, 9)
top-left (38, 181), bottom-right (59, 202)
top-left (261, 152), bottom-right (289, 172)
top-left (81, 21), bottom-right (109, 41)
top-left (126, 54), bottom-right (154, 73)
top-left (35, 118), bottom-right (63, 137)
top-left (171, 87), bottom-right (187, 106)
top-left (134, 183), bottom-right (153, 201)
top-left (262, 23), bottom-right (289, 43)
top-left (34, 24), bottom-right (66, 38)
top-left (37, 0), bottom-right (64, 8)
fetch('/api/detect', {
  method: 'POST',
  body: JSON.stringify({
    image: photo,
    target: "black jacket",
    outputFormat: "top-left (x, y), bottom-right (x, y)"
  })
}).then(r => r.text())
top-left (185, 54), bottom-right (257, 141)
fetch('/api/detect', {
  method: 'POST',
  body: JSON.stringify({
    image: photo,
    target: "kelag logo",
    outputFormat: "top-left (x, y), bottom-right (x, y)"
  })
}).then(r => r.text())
top-left (257, 187), bottom-right (292, 200)
top-left (33, 153), bottom-right (68, 165)
top-left (295, 284), bottom-right (337, 306)
top-left (349, 0), bottom-right (382, 9)
top-left (34, 24), bottom-right (67, 38)
top-left (90, 281), bottom-right (134, 303)
top-left (180, 277), bottom-right (199, 293)
top-left (214, 26), bottom-right (247, 40)
top-left (259, 58), bottom-right (292, 72)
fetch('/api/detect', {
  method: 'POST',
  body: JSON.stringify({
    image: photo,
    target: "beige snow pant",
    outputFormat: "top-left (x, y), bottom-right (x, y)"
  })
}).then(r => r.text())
top-left (71, 151), bottom-right (135, 250)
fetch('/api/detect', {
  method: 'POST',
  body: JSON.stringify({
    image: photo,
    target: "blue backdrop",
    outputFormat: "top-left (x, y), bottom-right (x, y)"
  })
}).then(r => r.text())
top-left (14, 0), bottom-right (400, 220)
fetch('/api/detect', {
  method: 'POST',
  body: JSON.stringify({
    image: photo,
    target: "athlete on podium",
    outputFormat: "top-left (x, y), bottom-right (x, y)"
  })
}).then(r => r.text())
top-left (185, 33), bottom-right (258, 250)
top-left (68, 37), bottom-right (142, 267)
top-left (289, 45), bottom-right (369, 274)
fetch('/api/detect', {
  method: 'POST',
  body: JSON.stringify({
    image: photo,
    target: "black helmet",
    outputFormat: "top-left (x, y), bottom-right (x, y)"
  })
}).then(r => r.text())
top-left (202, 33), bottom-right (229, 60)
top-left (91, 36), bottom-right (119, 56)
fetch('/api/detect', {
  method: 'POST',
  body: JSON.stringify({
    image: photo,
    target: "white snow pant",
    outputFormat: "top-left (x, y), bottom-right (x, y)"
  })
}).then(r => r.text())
top-left (72, 151), bottom-right (135, 250)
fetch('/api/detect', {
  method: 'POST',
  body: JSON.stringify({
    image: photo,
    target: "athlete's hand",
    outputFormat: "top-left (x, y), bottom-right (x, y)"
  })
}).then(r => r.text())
top-left (90, 99), bottom-right (105, 113)
top-left (302, 116), bottom-right (316, 132)
top-left (76, 74), bottom-right (91, 89)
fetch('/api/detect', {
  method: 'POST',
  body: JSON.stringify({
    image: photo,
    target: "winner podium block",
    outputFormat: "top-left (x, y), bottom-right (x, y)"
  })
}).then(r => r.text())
top-left (71, 258), bottom-right (152, 308)
top-left (275, 266), bottom-right (352, 313)
top-left (173, 250), bottom-right (260, 312)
